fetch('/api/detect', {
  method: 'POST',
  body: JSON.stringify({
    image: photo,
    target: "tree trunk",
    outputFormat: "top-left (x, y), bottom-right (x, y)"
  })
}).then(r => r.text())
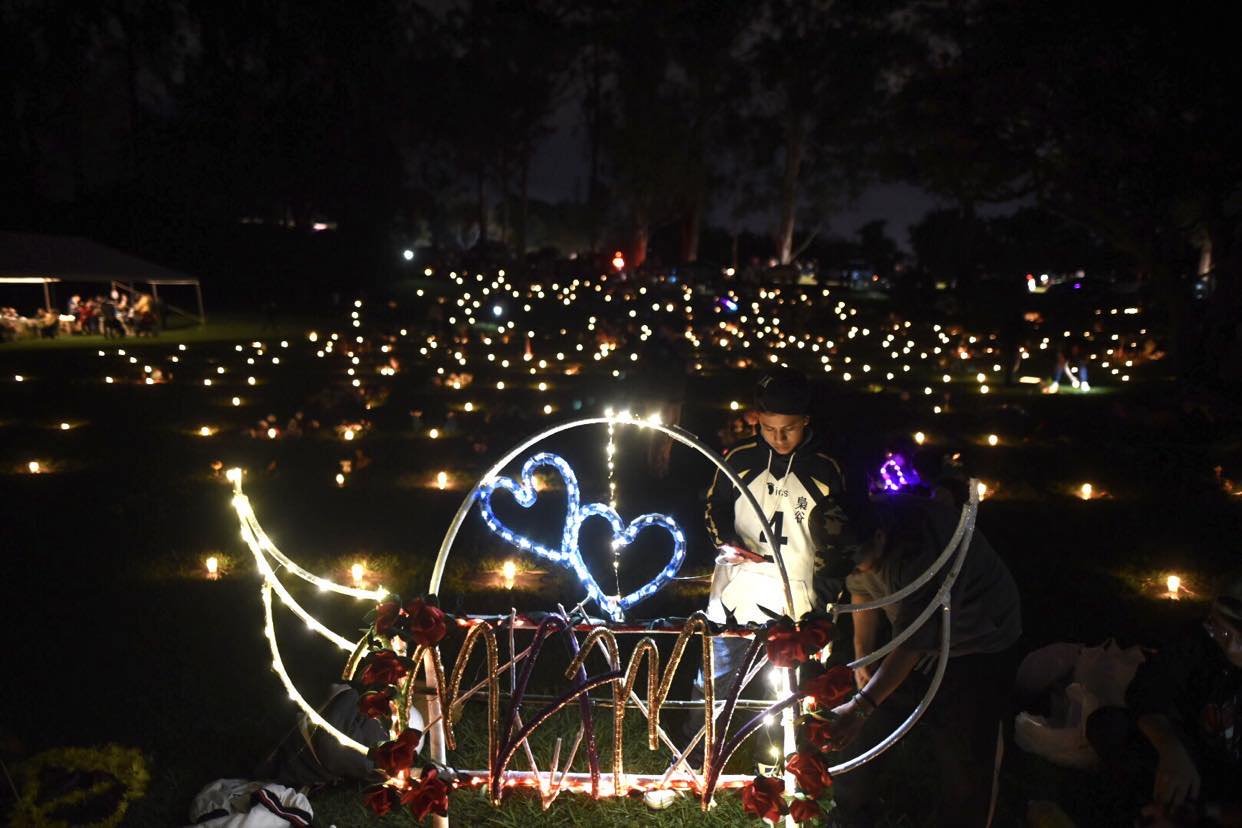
top-left (776, 114), bottom-right (806, 265)
top-left (632, 207), bottom-right (650, 269)
top-left (586, 32), bottom-right (603, 254)
top-left (476, 165), bottom-right (488, 245)
top-left (516, 151), bottom-right (529, 256)
top-left (680, 190), bottom-right (703, 262)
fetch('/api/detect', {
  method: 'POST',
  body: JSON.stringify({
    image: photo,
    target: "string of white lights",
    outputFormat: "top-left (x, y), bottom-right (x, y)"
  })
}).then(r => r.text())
top-left (228, 469), bottom-right (387, 600)
top-left (260, 583), bottom-right (369, 754)
top-left (240, 520), bottom-right (356, 651)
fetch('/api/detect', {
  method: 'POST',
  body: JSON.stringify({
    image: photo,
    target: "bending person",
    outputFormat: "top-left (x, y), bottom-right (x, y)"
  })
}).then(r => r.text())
top-left (824, 490), bottom-right (1022, 828)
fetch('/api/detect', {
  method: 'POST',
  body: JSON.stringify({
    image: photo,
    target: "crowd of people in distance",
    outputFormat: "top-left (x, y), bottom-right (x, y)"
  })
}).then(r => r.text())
top-left (0, 290), bottom-right (164, 342)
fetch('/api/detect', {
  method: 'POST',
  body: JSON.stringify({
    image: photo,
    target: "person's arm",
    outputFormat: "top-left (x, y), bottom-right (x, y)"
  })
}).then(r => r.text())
top-left (705, 460), bottom-right (744, 550)
top-left (825, 643), bottom-right (923, 747)
top-left (1137, 713), bottom-right (1201, 809)
top-left (851, 594), bottom-right (882, 688)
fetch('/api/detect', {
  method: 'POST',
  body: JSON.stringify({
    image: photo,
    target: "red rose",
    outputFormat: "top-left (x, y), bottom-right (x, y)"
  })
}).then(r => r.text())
top-left (374, 600), bottom-right (402, 636)
top-left (359, 690), bottom-right (393, 720)
top-left (799, 665), bottom-right (854, 710)
top-left (765, 621), bottom-right (806, 668)
top-left (798, 617), bottom-right (834, 655)
top-left (363, 784), bottom-right (396, 816)
top-left (360, 650), bottom-right (408, 687)
top-left (369, 727), bottom-right (423, 774)
top-left (402, 766), bottom-right (451, 820)
top-left (740, 775), bottom-right (785, 824)
top-left (801, 713), bottom-right (835, 750)
top-left (786, 749), bottom-right (833, 798)
top-left (403, 598), bottom-right (448, 646)
top-left (789, 798), bottom-right (823, 823)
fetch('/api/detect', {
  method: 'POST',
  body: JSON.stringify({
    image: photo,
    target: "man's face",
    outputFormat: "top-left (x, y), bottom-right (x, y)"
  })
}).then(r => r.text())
top-left (756, 412), bottom-right (809, 456)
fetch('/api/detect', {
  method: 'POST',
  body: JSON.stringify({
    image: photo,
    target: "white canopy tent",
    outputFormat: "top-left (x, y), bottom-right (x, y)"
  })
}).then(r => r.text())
top-left (0, 232), bottom-right (204, 324)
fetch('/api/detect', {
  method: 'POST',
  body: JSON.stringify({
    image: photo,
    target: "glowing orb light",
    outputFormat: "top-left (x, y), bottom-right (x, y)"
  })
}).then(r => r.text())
top-left (351, 562), bottom-right (365, 585)
top-left (1080, 483), bottom-right (1094, 500)
top-left (206, 556), bottom-right (220, 579)
top-left (436, 471), bottom-right (448, 490)
top-left (914, 431), bottom-right (926, 445)
top-left (987, 434), bottom-right (999, 446)
top-left (27, 461), bottom-right (41, 474)
top-left (501, 560), bottom-right (517, 590)
top-left (1167, 574), bottom-right (1181, 596)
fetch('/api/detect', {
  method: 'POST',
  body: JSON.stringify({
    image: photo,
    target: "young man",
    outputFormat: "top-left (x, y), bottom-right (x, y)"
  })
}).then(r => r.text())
top-left (1087, 572), bottom-right (1242, 826)
top-left (687, 368), bottom-right (848, 749)
top-left (664, 369), bottom-right (847, 787)
top-left (704, 367), bottom-right (849, 628)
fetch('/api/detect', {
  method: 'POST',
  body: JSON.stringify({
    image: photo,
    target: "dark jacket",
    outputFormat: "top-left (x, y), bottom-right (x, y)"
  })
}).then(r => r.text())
top-left (1127, 621), bottom-right (1242, 770)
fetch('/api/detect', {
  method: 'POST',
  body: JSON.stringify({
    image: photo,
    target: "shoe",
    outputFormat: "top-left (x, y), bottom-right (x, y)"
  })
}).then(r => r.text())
top-left (1045, 382), bottom-right (1059, 394)
top-left (1080, 381), bottom-right (1091, 392)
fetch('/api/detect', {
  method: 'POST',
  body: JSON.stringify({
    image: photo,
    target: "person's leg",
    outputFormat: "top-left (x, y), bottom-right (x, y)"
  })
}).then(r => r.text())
top-left (910, 650), bottom-right (1017, 827)
top-left (682, 636), bottom-right (752, 767)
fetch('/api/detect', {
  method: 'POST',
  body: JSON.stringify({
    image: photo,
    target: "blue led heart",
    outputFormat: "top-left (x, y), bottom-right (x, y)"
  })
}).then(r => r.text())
top-left (477, 452), bottom-right (580, 565)
top-left (566, 502), bottom-right (686, 620)
top-left (476, 452), bottom-right (686, 620)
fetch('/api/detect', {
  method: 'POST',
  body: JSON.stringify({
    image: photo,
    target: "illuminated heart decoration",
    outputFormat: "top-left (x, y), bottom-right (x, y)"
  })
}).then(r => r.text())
top-left (477, 452), bottom-right (580, 565)
top-left (477, 452), bottom-right (686, 619)
top-left (565, 503), bottom-right (686, 621)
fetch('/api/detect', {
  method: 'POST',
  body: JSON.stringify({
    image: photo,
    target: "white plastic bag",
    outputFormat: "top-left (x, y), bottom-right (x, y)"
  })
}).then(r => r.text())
top-left (1014, 682), bottom-right (1100, 769)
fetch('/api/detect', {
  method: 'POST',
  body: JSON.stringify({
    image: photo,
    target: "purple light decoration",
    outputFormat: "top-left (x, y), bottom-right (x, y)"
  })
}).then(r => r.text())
top-left (878, 453), bottom-right (920, 492)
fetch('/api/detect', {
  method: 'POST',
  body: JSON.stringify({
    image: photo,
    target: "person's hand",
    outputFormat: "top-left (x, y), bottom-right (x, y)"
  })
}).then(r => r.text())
top-left (1153, 743), bottom-right (1200, 809)
top-left (853, 663), bottom-right (874, 689)
top-left (1137, 803), bottom-right (1180, 827)
top-left (823, 699), bottom-right (868, 750)
top-left (716, 544), bottom-right (765, 565)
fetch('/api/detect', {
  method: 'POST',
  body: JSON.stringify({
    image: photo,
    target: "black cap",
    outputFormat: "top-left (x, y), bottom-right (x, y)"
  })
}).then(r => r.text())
top-left (754, 367), bottom-right (811, 416)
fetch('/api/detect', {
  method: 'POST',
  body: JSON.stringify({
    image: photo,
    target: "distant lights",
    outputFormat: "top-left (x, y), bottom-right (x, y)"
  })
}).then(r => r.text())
top-left (987, 434), bottom-right (999, 447)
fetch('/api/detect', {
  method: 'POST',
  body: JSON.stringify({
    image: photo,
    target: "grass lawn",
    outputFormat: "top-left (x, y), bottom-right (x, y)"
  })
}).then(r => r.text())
top-left (1, 298), bottom-right (1238, 826)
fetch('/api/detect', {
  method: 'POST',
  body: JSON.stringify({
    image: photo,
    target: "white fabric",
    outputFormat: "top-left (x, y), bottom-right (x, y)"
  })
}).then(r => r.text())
top-left (707, 450), bottom-right (818, 625)
top-left (186, 779), bottom-right (312, 828)
top-left (1012, 639), bottom-right (1146, 769)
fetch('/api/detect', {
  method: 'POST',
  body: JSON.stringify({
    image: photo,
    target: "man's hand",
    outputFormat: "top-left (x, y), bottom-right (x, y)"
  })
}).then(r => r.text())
top-left (1153, 742), bottom-right (1201, 809)
top-left (823, 699), bottom-right (868, 750)
top-left (716, 544), bottom-right (765, 564)
top-left (853, 663), bottom-right (874, 689)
